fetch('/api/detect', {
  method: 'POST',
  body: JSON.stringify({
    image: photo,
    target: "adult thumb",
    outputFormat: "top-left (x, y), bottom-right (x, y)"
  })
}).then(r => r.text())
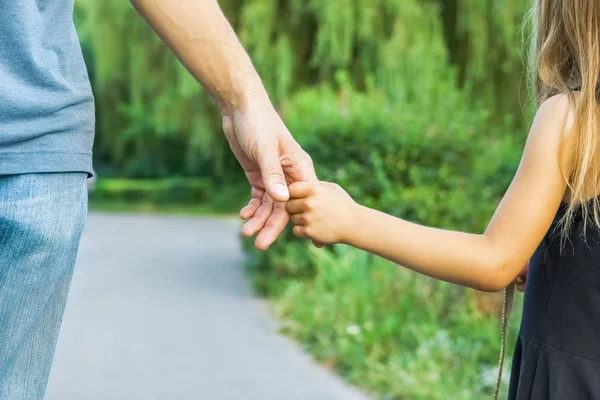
top-left (257, 142), bottom-right (289, 202)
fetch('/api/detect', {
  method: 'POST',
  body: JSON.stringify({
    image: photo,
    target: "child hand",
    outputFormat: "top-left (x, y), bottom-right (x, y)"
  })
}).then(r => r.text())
top-left (286, 181), bottom-right (358, 245)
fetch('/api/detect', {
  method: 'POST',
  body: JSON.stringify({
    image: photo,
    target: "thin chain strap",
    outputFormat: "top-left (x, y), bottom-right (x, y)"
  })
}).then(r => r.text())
top-left (493, 284), bottom-right (515, 400)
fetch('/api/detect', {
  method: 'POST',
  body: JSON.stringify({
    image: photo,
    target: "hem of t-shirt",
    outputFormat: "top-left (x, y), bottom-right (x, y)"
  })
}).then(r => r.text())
top-left (0, 152), bottom-right (93, 177)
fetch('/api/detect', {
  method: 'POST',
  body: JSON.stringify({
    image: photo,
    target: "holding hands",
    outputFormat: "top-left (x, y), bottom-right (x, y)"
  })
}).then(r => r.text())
top-left (286, 181), bottom-right (358, 245)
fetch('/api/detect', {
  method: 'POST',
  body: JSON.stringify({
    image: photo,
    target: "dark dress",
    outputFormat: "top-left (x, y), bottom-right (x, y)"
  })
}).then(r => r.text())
top-left (508, 202), bottom-right (600, 399)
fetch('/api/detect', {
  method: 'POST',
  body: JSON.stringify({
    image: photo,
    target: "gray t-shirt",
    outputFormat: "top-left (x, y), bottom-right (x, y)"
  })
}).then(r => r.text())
top-left (0, 0), bottom-right (94, 175)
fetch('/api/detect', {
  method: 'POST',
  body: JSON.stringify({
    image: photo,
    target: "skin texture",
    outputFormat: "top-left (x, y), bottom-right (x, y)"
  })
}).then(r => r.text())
top-left (129, 0), bottom-right (317, 250)
top-left (287, 94), bottom-right (574, 293)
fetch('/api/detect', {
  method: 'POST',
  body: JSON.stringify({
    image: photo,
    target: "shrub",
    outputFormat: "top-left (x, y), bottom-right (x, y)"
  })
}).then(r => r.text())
top-left (91, 177), bottom-right (214, 204)
top-left (90, 177), bottom-right (248, 214)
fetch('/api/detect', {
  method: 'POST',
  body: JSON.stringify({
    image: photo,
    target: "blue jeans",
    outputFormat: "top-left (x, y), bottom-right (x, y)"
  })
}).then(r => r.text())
top-left (0, 173), bottom-right (87, 400)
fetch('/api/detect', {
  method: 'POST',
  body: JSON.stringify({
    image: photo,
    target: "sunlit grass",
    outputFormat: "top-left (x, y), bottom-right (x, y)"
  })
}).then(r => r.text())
top-left (257, 244), bottom-right (524, 400)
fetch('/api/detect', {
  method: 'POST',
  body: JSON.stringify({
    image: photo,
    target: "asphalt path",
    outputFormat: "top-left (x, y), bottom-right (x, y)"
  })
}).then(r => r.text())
top-left (45, 213), bottom-right (371, 400)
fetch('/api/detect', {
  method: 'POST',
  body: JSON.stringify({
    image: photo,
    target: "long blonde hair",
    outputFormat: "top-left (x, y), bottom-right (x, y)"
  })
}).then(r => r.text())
top-left (530, 0), bottom-right (600, 236)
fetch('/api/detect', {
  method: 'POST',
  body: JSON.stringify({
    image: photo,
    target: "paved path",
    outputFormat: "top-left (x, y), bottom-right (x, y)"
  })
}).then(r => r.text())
top-left (46, 213), bottom-right (371, 400)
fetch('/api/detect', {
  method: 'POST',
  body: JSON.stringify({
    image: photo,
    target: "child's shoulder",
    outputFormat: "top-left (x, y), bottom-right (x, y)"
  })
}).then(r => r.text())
top-left (529, 92), bottom-right (572, 142)
top-left (537, 92), bottom-right (571, 119)
top-left (528, 92), bottom-right (577, 178)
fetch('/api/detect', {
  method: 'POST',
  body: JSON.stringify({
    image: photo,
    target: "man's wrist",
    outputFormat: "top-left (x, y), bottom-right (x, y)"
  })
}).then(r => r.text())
top-left (219, 75), bottom-right (271, 117)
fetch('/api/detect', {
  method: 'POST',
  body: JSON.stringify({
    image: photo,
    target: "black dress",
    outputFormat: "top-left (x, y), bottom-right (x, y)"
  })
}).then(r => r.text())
top-left (509, 202), bottom-right (600, 399)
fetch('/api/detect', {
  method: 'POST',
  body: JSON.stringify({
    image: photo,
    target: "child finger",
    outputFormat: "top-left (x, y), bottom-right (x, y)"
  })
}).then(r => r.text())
top-left (289, 181), bottom-right (314, 199)
top-left (293, 225), bottom-right (308, 239)
top-left (286, 199), bottom-right (306, 214)
top-left (291, 213), bottom-right (305, 225)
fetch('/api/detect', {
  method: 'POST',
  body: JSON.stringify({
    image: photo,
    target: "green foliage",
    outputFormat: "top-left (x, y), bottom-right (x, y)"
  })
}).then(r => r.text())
top-left (91, 177), bottom-right (213, 203)
top-left (237, 0), bottom-right (459, 107)
top-left (439, 0), bottom-right (534, 126)
top-left (90, 178), bottom-right (246, 214)
top-left (75, 0), bottom-right (530, 179)
top-left (286, 85), bottom-right (521, 227)
top-left (76, 0), bottom-right (226, 179)
top-left (274, 245), bottom-right (523, 399)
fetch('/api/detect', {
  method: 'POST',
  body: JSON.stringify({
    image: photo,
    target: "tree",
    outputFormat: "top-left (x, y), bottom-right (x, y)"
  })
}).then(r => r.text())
top-left (76, 0), bottom-right (530, 178)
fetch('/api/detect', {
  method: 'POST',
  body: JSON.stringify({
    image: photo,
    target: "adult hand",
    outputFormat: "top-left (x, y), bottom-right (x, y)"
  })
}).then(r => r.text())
top-left (222, 101), bottom-right (317, 250)
top-left (514, 261), bottom-right (529, 292)
top-left (131, 0), bottom-right (318, 250)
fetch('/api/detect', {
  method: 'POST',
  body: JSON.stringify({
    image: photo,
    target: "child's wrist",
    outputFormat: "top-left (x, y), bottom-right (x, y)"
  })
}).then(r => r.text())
top-left (339, 202), bottom-right (366, 245)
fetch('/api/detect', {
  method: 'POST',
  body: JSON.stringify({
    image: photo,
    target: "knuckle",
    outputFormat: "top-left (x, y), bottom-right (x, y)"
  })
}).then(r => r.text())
top-left (265, 167), bottom-right (285, 177)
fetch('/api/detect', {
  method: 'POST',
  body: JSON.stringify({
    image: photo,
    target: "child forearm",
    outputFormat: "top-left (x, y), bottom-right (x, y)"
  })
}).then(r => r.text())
top-left (287, 97), bottom-right (571, 293)
top-left (346, 205), bottom-right (511, 292)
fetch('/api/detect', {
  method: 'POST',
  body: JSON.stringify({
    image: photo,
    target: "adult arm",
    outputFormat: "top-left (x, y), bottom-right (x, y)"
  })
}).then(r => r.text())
top-left (130, 0), bottom-right (317, 249)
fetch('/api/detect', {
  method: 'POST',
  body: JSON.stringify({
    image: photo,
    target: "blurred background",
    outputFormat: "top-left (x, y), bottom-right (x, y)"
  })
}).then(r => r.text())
top-left (49, 1), bottom-right (533, 399)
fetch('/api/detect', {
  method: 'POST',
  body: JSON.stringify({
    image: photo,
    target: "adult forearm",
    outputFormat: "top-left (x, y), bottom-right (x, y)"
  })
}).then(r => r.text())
top-left (347, 205), bottom-right (510, 292)
top-left (130, 0), bottom-right (268, 114)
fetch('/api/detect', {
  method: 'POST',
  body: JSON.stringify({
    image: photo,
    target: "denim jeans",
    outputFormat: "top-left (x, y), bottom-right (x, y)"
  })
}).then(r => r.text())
top-left (0, 173), bottom-right (87, 400)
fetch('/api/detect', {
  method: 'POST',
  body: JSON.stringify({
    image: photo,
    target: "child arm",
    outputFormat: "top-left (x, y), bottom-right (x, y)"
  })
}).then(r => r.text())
top-left (287, 94), bottom-right (574, 292)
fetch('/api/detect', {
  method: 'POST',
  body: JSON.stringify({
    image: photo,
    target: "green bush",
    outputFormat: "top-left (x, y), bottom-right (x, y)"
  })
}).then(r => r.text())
top-left (91, 177), bottom-right (214, 204)
top-left (288, 85), bottom-right (521, 225)
top-left (243, 85), bottom-right (524, 399)
top-left (90, 177), bottom-right (248, 214)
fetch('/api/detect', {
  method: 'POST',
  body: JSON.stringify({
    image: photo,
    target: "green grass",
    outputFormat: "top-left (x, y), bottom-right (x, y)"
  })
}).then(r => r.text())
top-left (247, 243), bottom-right (524, 400)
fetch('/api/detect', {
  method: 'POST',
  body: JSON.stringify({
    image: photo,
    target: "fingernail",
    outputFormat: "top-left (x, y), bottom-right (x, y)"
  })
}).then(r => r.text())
top-left (274, 183), bottom-right (289, 198)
